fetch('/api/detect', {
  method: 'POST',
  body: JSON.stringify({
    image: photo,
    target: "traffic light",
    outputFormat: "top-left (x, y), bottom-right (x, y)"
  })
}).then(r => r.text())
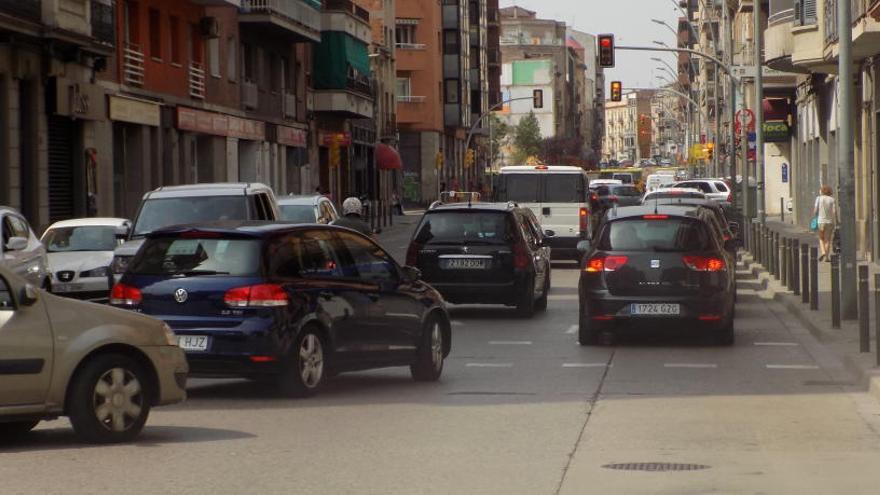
top-left (435, 151), bottom-right (444, 170)
top-left (610, 81), bottom-right (622, 102)
top-left (706, 142), bottom-right (715, 161)
top-left (598, 34), bottom-right (615, 68)
top-left (533, 89), bottom-right (544, 109)
top-left (465, 149), bottom-right (475, 168)
top-left (329, 136), bottom-right (341, 168)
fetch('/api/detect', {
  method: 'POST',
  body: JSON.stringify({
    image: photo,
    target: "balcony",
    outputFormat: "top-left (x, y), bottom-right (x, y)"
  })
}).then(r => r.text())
top-left (240, 0), bottom-right (322, 43)
top-left (397, 95), bottom-right (427, 103)
top-left (190, 0), bottom-right (241, 6)
top-left (852, 2), bottom-right (880, 59)
top-left (242, 80), bottom-right (259, 109)
top-left (189, 62), bottom-right (206, 100)
top-left (283, 92), bottom-right (297, 118)
top-left (0, 0), bottom-right (41, 21)
top-left (39, 0), bottom-right (115, 55)
top-left (396, 43), bottom-right (426, 50)
top-left (322, 0), bottom-right (371, 44)
top-left (313, 30), bottom-right (373, 117)
top-left (312, 87), bottom-right (374, 118)
top-left (123, 43), bottom-right (144, 87)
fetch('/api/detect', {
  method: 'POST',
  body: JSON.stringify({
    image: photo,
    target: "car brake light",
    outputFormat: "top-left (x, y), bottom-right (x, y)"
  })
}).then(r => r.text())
top-left (406, 243), bottom-right (422, 266)
top-left (642, 214), bottom-right (669, 220)
top-left (579, 207), bottom-right (589, 233)
top-left (224, 284), bottom-right (289, 307)
top-left (608, 195), bottom-right (619, 202)
top-left (726, 192), bottom-right (732, 202)
top-left (513, 239), bottom-right (529, 269)
top-left (585, 255), bottom-right (628, 272)
top-left (110, 283), bottom-right (142, 306)
top-left (682, 255), bottom-right (726, 272)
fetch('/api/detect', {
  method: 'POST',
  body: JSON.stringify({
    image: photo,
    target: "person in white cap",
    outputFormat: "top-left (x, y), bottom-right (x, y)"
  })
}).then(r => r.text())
top-left (332, 196), bottom-right (374, 237)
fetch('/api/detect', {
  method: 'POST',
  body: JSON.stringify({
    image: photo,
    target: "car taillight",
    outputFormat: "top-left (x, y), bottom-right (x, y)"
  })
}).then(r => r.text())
top-left (224, 284), bottom-right (288, 307)
top-left (585, 255), bottom-right (628, 272)
top-left (513, 239), bottom-right (529, 269)
top-left (682, 255), bottom-right (726, 272)
top-left (110, 283), bottom-right (142, 306)
top-left (579, 207), bottom-right (589, 233)
top-left (608, 195), bottom-right (619, 203)
top-left (726, 192), bottom-right (732, 202)
top-left (406, 243), bottom-right (422, 266)
top-left (642, 214), bottom-right (669, 220)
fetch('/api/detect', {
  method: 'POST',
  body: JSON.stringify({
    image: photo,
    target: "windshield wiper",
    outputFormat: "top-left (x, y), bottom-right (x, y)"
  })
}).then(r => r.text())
top-left (175, 270), bottom-right (230, 277)
top-left (651, 247), bottom-right (683, 253)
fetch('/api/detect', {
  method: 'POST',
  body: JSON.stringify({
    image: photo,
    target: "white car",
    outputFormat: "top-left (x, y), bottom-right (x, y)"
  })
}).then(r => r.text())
top-left (41, 218), bottom-right (130, 301)
top-left (642, 188), bottom-right (707, 204)
top-left (671, 179), bottom-right (732, 202)
top-left (1, 206), bottom-right (50, 289)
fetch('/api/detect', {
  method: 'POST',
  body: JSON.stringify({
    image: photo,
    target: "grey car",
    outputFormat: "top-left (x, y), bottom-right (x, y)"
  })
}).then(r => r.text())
top-left (278, 194), bottom-right (339, 224)
top-left (0, 265), bottom-right (188, 443)
top-left (0, 206), bottom-right (50, 289)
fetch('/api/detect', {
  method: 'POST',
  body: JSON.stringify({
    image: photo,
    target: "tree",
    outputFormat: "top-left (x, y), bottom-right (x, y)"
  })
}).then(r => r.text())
top-left (512, 111), bottom-right (542, 163)
top-left (488, 113), bottom-right (509, 167)
top-left (539, 136), bottom-right (585, 167)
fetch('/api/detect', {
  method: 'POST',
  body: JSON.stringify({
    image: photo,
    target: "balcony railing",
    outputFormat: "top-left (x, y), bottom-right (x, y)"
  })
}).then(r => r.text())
top-left (396, 43), bottom-right (426, 50)
top-left (91, 0), bottom-right (116, 45)
top-left (0, 0), bottom-right (41, 22)
top-left (241, 0), bottom-right (322, 36)
top-left (283, 92), bottom-right (297, 118)
top-left (397, 95), bottom-right (427, 103)
top-left (323, 0), bottom-right (369, 23)
top-left (123, 43), bottom-right (145, 87)
top-left (189, 61), bottom-right (206, 99)
top-left (242, 80), bottom-right (259, 109)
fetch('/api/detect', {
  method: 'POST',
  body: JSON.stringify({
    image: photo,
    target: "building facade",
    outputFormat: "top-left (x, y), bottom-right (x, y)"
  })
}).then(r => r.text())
top-left (603, 90), bottom-right (653, 163)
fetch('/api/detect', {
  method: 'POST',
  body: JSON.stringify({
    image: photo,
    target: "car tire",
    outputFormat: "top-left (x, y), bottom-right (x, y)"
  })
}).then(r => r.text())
top-left (716, 317), bottom-right (735, 346)
top-left (410, 317), bottom-right (445, 382)
top-left (516, 279), bottom-right (536, 318)
top-left (277, 329), bottom-right (326, 398)
top-left (535, 274), bottom-right (550, 312)
top-left (578, 310), bottom-right (598, 346)
top-left (0, 420), bottom-right (40, 438)
top-left (67, 353), bottom-right (152, 444)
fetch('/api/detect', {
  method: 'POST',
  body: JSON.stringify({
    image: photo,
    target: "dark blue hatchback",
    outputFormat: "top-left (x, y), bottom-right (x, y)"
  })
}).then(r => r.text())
top-left (111, 222), bottom-right (451, 397)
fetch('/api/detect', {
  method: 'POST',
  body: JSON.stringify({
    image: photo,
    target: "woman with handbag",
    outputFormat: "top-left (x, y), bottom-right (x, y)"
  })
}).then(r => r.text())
top-left (813, 186), bottom-right (836, 261)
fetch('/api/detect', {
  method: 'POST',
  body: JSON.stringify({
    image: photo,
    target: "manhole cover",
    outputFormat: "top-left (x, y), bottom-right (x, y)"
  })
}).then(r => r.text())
top-left (602, 462), bottom-right (710, 472)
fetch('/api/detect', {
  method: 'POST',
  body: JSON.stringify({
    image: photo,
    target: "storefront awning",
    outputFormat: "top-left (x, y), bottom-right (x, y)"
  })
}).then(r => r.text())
top-left (376, 143), bottom-right (402, 170)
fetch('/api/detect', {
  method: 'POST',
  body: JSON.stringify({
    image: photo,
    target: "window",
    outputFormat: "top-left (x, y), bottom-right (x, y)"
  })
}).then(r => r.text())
top-left (242, 43), bottom-right (255, 81)
top-left (443, 30), bottom-right (459, 54)
top-left (189, 23), bottom-right (203, 63)
top-left (207, 38), bottom-right (220, 77)
top-left (544, 175), bottom-right (586, 203)
top-left (129, 238), bottom-right (262, 276)
top-left (267, 231), bottom-right (343, 280)
top-left (714, 182), bottom-right (729, 193)
top-left (336, 232), bottom-right (397, 283)
top-left (597, 218), bottom-right (711, 252)
top-left (280, 56), bottom-right (289, 93)
top-left (169, 16), bottom-right (180, 64)
top-left (148, 8), bottom-right (161, 60)
top-left (270, 55), bottom-right (280, 92)
top-left (414, 211), bottom-right (513, 245)
top-left (396, 25), bottom-right (416, 45)
top-left (227, 37), bottom-right (237, 81)
top-left (43, 226), bottom-right (118, 252)
top-left (518, 214), bottom-right (537, 249)
top-left (396, 77), bottom-right (412, 97)
top-left (444, 79), bottom-right (460, 104)
top-left (9, 216), bottom-right (30, 239)
top-left (124, 1), bottom-right (139, 44)
top-left (280, 205), bottom-right (317, 223)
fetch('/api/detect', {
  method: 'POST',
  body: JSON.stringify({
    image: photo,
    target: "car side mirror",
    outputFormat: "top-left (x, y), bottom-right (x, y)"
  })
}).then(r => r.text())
top-left (401, 266), bottom-right (422, 284)
top-left (115, 225), bottom-right (130, 239)
top-left (5, 236), bottom-right (27, 252)
top-left (20, 284), bottom-right (39, 306)
top-left (544, 229), bottom-right (556, 238)
top-left (576, 240), bottom-right (591, 254)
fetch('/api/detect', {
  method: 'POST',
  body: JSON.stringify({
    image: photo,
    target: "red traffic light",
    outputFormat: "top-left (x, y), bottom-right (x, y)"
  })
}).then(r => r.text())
top-left (600, 38), bottom-right (612, 48)
top-left (598, 34), bottom-right (615, 68)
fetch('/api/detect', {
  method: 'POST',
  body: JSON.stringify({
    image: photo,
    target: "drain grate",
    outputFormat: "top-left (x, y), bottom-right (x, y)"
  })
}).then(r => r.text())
top-left (602, 462), bottom-right (710, 472)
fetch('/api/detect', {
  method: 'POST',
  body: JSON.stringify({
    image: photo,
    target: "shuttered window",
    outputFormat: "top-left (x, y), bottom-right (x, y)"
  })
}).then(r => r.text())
top-left (794, 0), bottom-right (818, 26)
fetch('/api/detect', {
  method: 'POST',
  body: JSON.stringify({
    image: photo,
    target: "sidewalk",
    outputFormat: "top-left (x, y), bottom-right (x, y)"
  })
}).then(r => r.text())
top-left (375, 210), bottom-right (422, 264)
top-left (740, 216), bottom-right (880, 399)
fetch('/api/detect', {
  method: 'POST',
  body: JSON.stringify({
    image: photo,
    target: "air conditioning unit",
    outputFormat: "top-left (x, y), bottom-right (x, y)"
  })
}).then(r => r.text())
top-left (200, 17), bottom-right (220, 39)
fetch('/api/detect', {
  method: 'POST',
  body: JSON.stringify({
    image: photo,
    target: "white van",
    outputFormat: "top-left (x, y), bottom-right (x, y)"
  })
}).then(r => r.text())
top-left (645, 173), bottom-right (676, 193)
top-left (495, 165), bottom-right (592, 260)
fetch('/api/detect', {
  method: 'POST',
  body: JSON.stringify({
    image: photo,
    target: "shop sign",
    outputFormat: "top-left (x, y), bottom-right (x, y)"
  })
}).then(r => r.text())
top-left (50, 77), bottom-right (105, 121)
top-left (228, 116), bottom-right (266, 141)
top-left (320, 132), bottom-right (351, 146)
top-left (109, 96), bottom-right (160, 127)
top-left (176, 107), bottom-right (266, 141)
top-left (763, 121), bottom-right (790, 143)
top-left (277, 126), bottom-right (308, 148)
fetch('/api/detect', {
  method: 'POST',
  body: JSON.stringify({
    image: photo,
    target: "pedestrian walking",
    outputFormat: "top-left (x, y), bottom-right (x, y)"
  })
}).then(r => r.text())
top-left (392, 191), bottom-right (403, 215)
top-left (813, 185), bottom-right (837, 261)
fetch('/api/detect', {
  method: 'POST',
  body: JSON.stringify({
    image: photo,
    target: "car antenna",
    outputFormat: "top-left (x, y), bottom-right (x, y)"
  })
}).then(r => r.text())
top-left (468, 192), bottom-right (473, 208)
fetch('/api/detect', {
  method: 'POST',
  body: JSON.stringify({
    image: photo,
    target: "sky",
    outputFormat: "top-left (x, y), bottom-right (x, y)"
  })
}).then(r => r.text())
top-left (498, 0), bottom-right (683, 92)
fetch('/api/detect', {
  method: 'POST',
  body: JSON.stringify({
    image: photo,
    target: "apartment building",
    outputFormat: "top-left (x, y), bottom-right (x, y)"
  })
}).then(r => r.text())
top-left (603, 90), bottom-right (654, 163)
top-left (652, 88), bottom-right (684, 160)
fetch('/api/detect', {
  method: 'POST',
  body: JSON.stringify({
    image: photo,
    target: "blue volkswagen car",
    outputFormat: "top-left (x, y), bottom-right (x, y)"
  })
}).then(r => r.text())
top-left (111, 222), bottom-right (451, 397)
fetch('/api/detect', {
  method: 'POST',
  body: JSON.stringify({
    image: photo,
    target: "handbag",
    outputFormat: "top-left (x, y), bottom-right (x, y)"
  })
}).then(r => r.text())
top-left (810, 217), bottom-right (819, 231)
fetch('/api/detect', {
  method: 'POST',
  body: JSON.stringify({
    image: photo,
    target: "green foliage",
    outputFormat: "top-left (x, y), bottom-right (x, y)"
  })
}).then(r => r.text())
top-left (512, 112), bottom-right (542, 163)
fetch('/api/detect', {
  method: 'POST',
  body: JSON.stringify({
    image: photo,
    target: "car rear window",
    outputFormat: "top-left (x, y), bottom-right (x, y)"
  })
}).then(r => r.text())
top-left (597, 218), bottom-right (712, 252)
top-left (133, 197), bottom-right (248, 237)
top-left (414, 211), bottom-right (514, 245)
top-left (129, 237), bottom-right (261, 276)
top-left (498, 175), bottom-right (539, 202)
top-left (645, 191), bottom-right (706, 201)
top-left (613, 174), bottom-right (633, 184)
top-left (280, 205), bottom-right (316, 223)
top-left (543, 175), bottom-right (585, 203)
top-left (714, 182), bottom-right (729, 192)
top-left (611, 186), bottom-right (641, 197)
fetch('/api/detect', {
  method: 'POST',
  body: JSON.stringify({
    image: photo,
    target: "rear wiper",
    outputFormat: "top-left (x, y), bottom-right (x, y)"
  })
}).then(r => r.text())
top-left (176, 270), bottom-right (230, 277)
top-left (651, 247), bottom-right (682, 253)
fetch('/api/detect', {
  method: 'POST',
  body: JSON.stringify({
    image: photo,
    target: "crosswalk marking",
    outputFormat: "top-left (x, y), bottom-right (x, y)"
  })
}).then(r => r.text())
top-left (765, 364), bottom-right (819, 370)
top-left (489, 341), bottom-right (532, 345)
top-left (466, 363), bottom-right (514, 368)
top-left (562, 363), bottom-right (611, 368)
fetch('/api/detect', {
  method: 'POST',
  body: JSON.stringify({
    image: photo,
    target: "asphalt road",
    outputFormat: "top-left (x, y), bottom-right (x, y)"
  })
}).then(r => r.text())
top-left (4, 218), bottom-right (880, 493)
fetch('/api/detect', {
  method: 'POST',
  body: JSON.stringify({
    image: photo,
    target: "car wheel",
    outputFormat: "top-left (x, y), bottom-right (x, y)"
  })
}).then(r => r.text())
top-left (716, 317), bottom-right (735, 346)
top-left (535, 274), bottom-right (550, 312)
top-left (277, 329), bottom-right (325, 398)
top-left (516, 279), bottom-right (536, 318)
top-left (411, 317), bottom-right (445, 382)
top-left (0, 420), bottom-right (40, 438)
top-left (578, 309), bottom-right (598, 346)
top-left (67, 354), bottom-right (152, 444)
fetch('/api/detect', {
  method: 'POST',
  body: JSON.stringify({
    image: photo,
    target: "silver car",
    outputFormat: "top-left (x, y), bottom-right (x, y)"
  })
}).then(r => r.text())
top-left (0, 206), bottom-right (50, 289)
top-left (41, 217), bottom-right (130, 301)
top-left (278, 194), bottom-right (339, 224)
top-left (0, 265), bottom-right (188, 443)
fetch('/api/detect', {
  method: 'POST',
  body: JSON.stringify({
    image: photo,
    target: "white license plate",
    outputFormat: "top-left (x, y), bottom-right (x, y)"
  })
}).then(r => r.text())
top-left (631, 303), bottom-right (680, 316)
top-left (443, 258), bottom-right (489, 270)
top-left (177, 335), bottom-right (210, 352)
top-left (55, 283), bottom-right (85, 292)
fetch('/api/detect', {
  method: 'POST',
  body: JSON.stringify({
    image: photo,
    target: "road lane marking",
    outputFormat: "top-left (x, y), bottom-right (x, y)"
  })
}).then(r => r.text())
top-left (565, 325), bottom-right (578, 334)
top-left (489, 341), bottom-right (533, 345)
top-left (766, 364), bottom-right (820, 370)
top-left (466, 363), bottom-right (514, 368)
top-left (562, 363), bottom-right (611, 368)
top-left (451, 321), bottom-right (464, 326)
top-left (549, 295), bottom-right (579, 301)
top-left (664, 363), bottom-right (718, 369)
top-left (754, 342), bottom-right (799, 347)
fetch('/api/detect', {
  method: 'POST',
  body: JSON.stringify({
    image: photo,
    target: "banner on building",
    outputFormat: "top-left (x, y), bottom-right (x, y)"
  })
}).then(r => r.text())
top-left (48, 77), bottom-right (105, 121)
top-left (109, 96), bottom-right (160, 127)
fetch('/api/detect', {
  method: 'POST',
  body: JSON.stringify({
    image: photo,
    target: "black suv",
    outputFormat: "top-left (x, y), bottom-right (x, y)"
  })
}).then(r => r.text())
top-left (406, 203), bottom-right (551, 317)
top-left (577, 205), bottom-right (736, 345)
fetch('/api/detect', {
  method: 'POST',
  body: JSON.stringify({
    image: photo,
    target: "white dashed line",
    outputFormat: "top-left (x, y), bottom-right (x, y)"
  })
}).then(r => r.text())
top-left (489, 341), bottom-right (533, 345)
top-left (754, 342), bottom-right (800, 347)
top-left (565, 325), bottom-right (578, 334)
top-left (562, 363), bottom-right (611, 368)
top-left (451, 321), bottom-right (464, 326)
top-left (466, 363), bottom-right (514, 368)
top-left (549, 295), bottom-right (579, 301)
top-left (664, 363), bottom-right (718, 369)
top-left (765, 364), bottom-right (820, 370)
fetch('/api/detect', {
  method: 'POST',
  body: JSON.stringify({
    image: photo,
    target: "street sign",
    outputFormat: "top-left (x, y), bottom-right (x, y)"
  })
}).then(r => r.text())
top-left (782, 163), bottom-right (789, 183)
top-left (735, 109), bottom-right (755, 134)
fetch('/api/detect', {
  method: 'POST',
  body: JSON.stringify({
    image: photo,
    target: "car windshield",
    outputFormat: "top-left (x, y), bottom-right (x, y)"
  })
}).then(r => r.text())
top-left (597, 218), bottom-right (711, 252)
top-left (132, 197), bottom-right (248, 237)
top-left (414, 211), bottom-right (513, 245)
top-left (42, 226), bottom-right (118, 252)
top-left (128, 237), bottom-right (261, 276)
top-left (611, 186), bottom-right (641, 197)
top-left (280, 205), bottom-right (316, 223)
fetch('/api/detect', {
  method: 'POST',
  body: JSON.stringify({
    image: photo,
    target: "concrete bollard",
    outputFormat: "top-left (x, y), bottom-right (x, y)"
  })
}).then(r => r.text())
top-left (792, 240), bottom-right (800, 295)
top-left (859, 265), bottom-right (870, 353)
top-left (874, 274), bottom-right (880, 365)
top-left (831, 254), bottom-right (841, 329)
top-left (781, 237), bottom-right (789, 287)
top-left (810, 247), bottom-right (819, 311)
top-left (801, 243), bottom-right (810, 304)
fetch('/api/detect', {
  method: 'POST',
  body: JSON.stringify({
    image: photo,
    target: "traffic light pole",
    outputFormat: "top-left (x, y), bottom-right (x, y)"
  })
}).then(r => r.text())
top-left (838, 0), bottom-right (857, 319)
top-left (754, 0), bottom-right (766, 225)
top-left (464, 96), bottom-right (542, 155)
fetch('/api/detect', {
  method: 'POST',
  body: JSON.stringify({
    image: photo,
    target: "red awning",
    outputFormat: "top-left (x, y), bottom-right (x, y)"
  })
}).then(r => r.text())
top-left (376, 143), bottom-right (402, 170)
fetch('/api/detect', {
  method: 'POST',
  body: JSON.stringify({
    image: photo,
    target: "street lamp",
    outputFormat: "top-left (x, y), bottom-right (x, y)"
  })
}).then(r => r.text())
top-left (651, 18), bottom-right (678, 38)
